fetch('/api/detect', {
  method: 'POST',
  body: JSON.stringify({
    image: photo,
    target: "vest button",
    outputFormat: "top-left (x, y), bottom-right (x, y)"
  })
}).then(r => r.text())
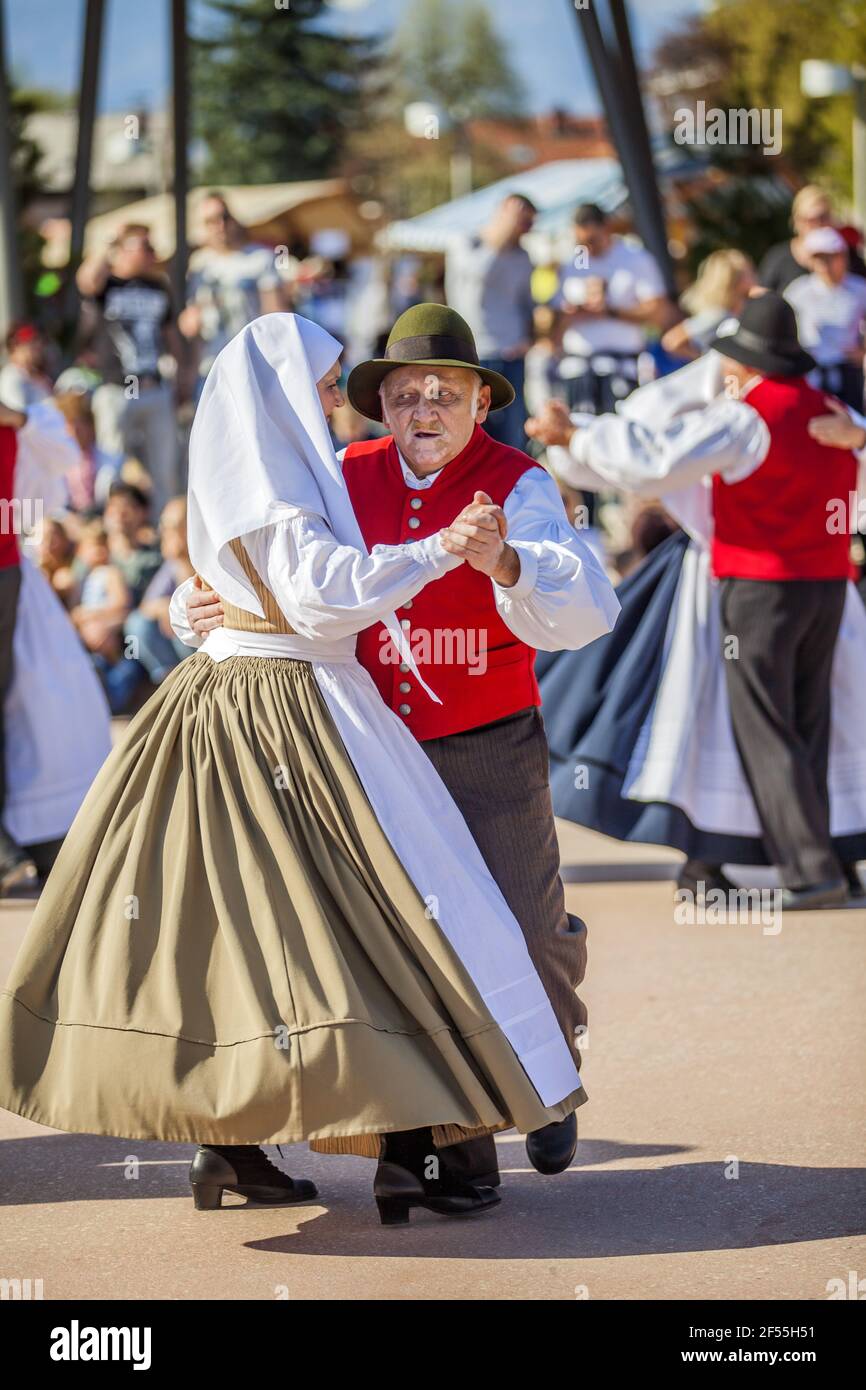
top-left (401, 618), bottom-right (411, 629)
top-left (399, 703), bottom-right (412, 716)
top-left (410, 497), bottom-right (423, 509)
top-left (399, 662), bottom-right (410, 672)
top-left (407, 516), bottom-right (421, 529)
top-left (402, 599), bottom-right (413, 609)
top-left (399, 681), bottom-right (411, 693)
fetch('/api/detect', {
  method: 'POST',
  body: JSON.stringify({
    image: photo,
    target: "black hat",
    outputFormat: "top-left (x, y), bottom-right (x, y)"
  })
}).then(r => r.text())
top-left (707, 291), bottom-right (815, 377)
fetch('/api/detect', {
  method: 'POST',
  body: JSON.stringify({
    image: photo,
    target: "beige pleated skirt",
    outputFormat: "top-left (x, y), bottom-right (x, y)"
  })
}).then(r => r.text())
top-left (0, 653), bottom-right (578, 1149)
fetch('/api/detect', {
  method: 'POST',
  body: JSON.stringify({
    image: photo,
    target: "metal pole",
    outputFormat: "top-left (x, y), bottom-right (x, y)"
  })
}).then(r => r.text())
top-left (607, 0), bottom-right (676, 294)
top-left (570, 0), bottom-right (676, 294)
top-left (65, 0), bottom-right (105, 323)
top-left (0, 0), bottom-right (24, 333)
top-left (170, 0), bottom-right (189, 311)
top-left (853, 67), bottom-right (866, 236)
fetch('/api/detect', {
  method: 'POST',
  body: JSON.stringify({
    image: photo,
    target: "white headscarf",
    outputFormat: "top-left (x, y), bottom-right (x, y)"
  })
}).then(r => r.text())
top-left (187, 312), bottom-right (440, 701)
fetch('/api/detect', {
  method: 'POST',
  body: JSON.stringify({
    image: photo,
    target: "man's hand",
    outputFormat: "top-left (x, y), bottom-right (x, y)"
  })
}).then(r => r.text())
top-left (440, 490), bottom-right (520, 587)
top-left (808, 397), bottom-right (866, 452)
top-left (525, 398), bottom-right (575, 449)
top-left (188, 573), bottom-right (225, 636)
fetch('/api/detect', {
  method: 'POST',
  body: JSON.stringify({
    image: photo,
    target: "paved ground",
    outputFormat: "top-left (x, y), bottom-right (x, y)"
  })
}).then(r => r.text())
top-left (1, 822), bottom-right (864, 1301)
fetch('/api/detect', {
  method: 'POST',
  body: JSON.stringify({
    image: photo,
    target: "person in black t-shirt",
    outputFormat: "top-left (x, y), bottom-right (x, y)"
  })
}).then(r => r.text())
top-left (77, 224), bottom-right (183, 516)
top-left (758, 184), bottom-right (866, 294)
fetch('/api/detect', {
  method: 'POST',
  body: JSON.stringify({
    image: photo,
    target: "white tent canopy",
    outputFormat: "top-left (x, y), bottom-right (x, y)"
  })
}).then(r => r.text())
top-left (380, 159), bottom-right (627, 255)
top-left (379, 148), bottom-right (698, 260)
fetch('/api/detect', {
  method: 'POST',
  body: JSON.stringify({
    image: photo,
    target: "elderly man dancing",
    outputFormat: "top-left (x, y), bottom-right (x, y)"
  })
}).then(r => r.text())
top-left (175, 304), bottom-right (620, 1188)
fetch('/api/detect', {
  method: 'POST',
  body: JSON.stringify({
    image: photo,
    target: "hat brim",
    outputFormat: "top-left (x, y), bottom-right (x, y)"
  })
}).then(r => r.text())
top-left (707, 334), bottom-right (816, 378)
top-left (346, 357), bottom-right (515, 422)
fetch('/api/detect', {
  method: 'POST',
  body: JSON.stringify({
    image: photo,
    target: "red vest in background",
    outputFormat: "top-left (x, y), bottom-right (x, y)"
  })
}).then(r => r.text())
top-left (0, 426), bottom-right (20, 570)
top-left (343, 424), bottom-right (541, 741)
top-left (711, 376), bottom-right (857, 581)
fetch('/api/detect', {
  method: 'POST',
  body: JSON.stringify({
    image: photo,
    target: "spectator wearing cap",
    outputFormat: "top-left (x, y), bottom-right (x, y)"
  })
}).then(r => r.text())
top-left (758, 184), bottom-right (866, 294)
top-left (784, 226), bottom-right (866, 409)
top-left (444, 193), bottom-right (538, 452)
top-left (0, 325), bottom-right (53, 412)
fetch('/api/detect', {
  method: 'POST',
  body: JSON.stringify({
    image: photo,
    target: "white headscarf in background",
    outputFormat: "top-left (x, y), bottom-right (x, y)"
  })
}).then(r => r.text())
top-left (187, 312), bottom-right (440, 701)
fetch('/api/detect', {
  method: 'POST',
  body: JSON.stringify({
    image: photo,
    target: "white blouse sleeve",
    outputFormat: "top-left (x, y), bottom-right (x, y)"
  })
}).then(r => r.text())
top-left (242, 509), bottom-right (462, 642)
top-left (493, 468), bottom-right (620, 652)
top-left (169, 575), bottom-right (201, 648)
top-left (556, 399), bottom-right (770, 496)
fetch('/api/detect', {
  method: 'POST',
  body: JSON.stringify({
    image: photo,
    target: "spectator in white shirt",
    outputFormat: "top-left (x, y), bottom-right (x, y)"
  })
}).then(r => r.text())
top-left (784, 225), bottom-right (866, 409)
top-left (554, 202), bottom-right (678, 416)
top-left (180, 193), bottom-right (286, 391)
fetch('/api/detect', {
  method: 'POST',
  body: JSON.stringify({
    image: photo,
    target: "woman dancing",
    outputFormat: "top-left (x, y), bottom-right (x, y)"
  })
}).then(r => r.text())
top-left (0, 314), bottom-right (582, 1226)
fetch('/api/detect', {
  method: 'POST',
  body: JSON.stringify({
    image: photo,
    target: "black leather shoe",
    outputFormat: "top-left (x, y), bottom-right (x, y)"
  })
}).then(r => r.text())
top-left (526, 1113), bottom-right (577, 1175)
top-left (779, 878), bottom-right (849, 911)
top-left (373, 1126), bottom-right (502, 1225)
top-left (373, 1161), bottom-right (500, 1226)
top-left (676, 859), bottom-right (735, 896)
top-left (189, 1145), bottom-right (318, 1210)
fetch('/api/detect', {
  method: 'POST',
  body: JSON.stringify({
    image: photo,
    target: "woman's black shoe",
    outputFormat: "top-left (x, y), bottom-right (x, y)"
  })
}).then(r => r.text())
top-left (189, 1145), bottom-right (318, 1210)
top-left (373, 1128), bottom-right (501, 1226)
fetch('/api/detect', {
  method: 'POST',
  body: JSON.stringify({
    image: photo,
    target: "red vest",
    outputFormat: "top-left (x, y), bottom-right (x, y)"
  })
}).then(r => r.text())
top-left (343, 425), bottom-right (541, 741)
top-left (712, 376), bottom-right (857, 581)
top-left (0, 426), bottom-right (19, 570)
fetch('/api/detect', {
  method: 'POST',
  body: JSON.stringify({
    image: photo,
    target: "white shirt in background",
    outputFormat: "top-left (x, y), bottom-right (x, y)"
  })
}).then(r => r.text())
top-left (784, 273), bottom-right (866, 366)
top-left (558, 236), bottom-right (667, 357)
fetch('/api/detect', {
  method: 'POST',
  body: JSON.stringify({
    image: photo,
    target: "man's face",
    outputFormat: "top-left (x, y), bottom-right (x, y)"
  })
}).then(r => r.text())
top-left (105, 494), bottom-right (145, 538)
top-left (201, 198), bottom-right (237, 250)
top-left (379, 365), bottom-right (491, 475)
top-left (574, 221), bottom-right (610, 260)
top-left (114, 234), bottom-right (156, 278)
top-left (812, 250), bottom-right (847, 285)
top-left (504, 196), bottom-right (535, 239)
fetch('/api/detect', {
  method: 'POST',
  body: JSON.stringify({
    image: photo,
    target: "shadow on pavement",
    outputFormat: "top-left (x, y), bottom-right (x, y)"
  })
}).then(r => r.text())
top-left (1, 1132), bottom-right (863, 1261)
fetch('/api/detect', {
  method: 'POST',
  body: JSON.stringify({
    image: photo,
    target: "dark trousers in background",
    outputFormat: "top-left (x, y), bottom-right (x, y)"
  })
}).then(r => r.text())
top-left (422, 707), bottom-right (587, 1181)
top-left (0, 565), bottom-right (21, 836)
top-left (719, 577), bottom-right (847, 887)
top-left (479, 357), bottom-right (528, 452)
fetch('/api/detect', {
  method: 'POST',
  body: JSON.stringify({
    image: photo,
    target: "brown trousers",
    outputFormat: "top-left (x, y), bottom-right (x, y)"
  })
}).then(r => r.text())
top-left (422, 707), bottom-right (588, 1180)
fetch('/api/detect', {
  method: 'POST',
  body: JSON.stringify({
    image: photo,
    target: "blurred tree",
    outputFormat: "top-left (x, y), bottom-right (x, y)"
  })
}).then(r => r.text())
top-left (346, 0), bottom-right (525, 220)
top-left (194, 0), bottom-right (378, 183)
top-left (8, 87), bottom-right (53, 316)
top-left (650, 0), bottom-right (866, 270)
top-left (393, 0), bottom-right (526, 122)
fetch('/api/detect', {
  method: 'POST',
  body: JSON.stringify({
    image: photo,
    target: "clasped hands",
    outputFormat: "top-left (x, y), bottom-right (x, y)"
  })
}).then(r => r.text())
top-left (440, 491), bottom-right (520, 589)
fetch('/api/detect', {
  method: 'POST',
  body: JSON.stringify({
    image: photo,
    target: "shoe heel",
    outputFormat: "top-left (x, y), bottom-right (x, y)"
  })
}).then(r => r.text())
top-left (376, 1195), bottom-right (411, 1226)
top-left (192, 1183), bottom-right (223, 1211)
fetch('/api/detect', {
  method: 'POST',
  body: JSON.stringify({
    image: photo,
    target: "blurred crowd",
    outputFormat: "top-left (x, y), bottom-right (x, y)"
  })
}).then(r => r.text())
top-left (3, 181), bottom-right (865, 714)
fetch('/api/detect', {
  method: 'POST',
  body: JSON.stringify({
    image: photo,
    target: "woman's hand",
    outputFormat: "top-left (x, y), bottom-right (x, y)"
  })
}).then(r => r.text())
top-left (187, 574), bottom-right (225, 636)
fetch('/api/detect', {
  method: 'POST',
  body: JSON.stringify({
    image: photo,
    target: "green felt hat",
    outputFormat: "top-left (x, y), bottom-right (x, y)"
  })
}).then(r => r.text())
top-left (346, 303), bottom-right (515, 422)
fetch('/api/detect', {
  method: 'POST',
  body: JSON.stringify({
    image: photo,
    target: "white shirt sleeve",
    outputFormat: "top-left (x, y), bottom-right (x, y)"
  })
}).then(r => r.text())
top-left (169, 575), bottom-right (202, 648)
top-left (494, 468), bottom-right (620, 652)
top-left (167, 510), bottom-right (461, 647)
top-left (234, 511), bottom-right (462, 642)
top-left (563, 399), bottom-right (770, 496)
